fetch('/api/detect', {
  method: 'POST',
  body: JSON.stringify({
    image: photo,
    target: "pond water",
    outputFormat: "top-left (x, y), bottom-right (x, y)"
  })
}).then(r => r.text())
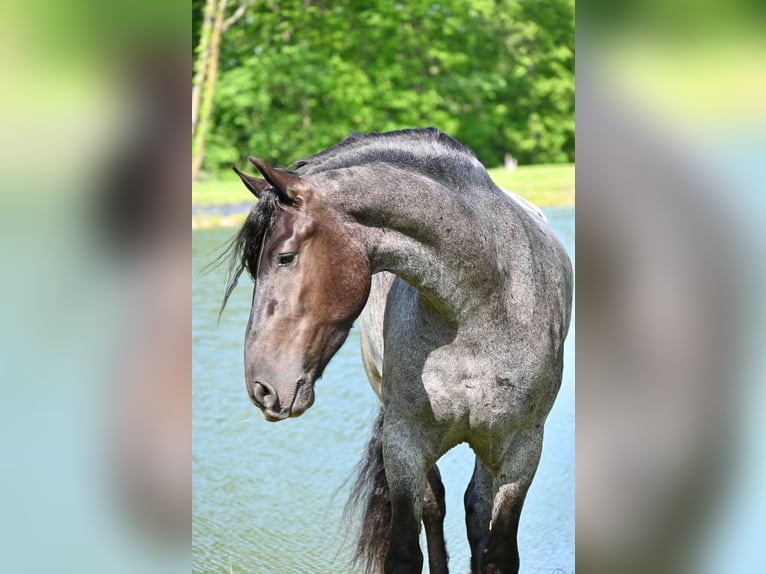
top-left (193, 207), bottom-right (574, 574)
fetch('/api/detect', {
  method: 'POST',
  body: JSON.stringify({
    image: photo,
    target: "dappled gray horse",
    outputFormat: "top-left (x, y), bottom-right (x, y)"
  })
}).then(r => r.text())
top-left (224, 128), bottom-right (572, 573)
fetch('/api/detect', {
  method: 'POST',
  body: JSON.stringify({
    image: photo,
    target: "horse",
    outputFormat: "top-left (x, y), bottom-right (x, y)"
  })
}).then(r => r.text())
top-left (222, 128), bottom-right (572, 573)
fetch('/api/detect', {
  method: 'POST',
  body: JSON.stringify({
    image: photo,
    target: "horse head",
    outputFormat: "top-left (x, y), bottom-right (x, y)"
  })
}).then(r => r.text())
top-left (232, 158), bottom-right (371, 421)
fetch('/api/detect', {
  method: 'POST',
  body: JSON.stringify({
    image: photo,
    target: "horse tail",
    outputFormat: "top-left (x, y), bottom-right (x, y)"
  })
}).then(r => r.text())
top-left (344, 408), bottom-right (390, 573)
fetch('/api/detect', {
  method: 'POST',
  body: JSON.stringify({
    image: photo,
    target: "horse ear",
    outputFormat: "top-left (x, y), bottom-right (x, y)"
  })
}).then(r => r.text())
top-left (248, 157), bottom-right (303, 205)
top-left (232, 165), bottom-right (268, 199)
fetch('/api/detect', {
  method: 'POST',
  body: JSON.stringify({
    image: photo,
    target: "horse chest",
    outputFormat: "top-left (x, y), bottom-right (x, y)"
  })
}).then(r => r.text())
top-left (377, 275), bottom-right (559, 434)
top-left (382, 340), bottom-right (535, 431)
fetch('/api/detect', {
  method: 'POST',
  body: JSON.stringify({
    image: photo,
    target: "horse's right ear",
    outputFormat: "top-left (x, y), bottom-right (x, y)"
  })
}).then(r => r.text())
top-left (232, 165), bottom-right (268, 199)
top-left (248, 157), bottom-right (304, 205)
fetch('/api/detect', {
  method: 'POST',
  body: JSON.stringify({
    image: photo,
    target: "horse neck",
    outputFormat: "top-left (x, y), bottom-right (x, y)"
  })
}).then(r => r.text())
top-left (326, 166), bottom-right (505, 323)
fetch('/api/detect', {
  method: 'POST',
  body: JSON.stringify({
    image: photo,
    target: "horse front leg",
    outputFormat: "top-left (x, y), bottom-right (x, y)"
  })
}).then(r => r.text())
top-left (480, 426), bottom-right (543, 574)
top-left (423, 465), bottom-right (448, 574)
top-left (382, 417), bottom-right (430, 574)
top-left (464, 457), bottom-right (493, 573)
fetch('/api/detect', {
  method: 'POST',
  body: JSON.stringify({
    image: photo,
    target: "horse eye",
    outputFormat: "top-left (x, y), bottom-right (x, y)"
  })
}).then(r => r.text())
top-left (277, 253), bottom-right (297, 267)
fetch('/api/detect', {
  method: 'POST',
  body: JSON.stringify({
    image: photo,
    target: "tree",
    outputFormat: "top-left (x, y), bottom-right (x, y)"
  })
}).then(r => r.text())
top-left (192, 0), bottom-right (575, 177)
top-left (192, 0), bottom-right (252, 181)
top-left (192, 0), bottom-right (215, 137)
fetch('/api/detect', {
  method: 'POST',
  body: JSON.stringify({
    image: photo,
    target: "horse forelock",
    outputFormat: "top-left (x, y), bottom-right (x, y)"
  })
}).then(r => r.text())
top-left (217, 191), bottom-right (280, 317)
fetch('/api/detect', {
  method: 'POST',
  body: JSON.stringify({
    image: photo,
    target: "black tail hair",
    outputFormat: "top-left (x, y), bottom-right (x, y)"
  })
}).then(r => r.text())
top-left (343, 409), bottom-right (391, 573)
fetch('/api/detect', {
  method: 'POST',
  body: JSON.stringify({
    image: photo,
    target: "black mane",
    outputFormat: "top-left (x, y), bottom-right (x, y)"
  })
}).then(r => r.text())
top-left (216, 191), bottom-right (279, 316)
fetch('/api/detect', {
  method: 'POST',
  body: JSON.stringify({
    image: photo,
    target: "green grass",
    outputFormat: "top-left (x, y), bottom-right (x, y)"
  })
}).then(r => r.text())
top-left (191, 212), bottom-right (248, 230)
top-left (192, 163), bottom-right (573, 227)
top-left (487, 163), bottom-right (574, 207)
top-left (193, 179), bottom-right (255, 207)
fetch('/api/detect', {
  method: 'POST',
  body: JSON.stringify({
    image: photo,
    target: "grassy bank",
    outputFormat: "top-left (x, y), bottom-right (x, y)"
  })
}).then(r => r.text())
top-left (193, 163), bottom-right (573, 228)
top-left (487, 163), bottom-right (574, 207)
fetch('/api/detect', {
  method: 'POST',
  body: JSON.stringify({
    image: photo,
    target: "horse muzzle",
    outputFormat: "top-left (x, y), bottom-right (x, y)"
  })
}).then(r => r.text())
top-left (247, 378), bottom-right (315, 422)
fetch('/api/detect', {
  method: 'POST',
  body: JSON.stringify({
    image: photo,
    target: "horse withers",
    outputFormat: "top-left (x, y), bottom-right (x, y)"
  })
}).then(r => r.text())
top-left (223, 128), bottom-right (573, 573)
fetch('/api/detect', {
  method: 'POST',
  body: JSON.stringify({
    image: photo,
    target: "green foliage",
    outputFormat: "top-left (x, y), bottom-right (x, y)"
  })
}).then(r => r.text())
top-left (195, 0), bottom-right (574, 176)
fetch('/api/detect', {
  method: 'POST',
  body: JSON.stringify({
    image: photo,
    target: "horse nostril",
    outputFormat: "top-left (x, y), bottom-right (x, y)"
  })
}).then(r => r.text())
top-left (252, 381), bottom-right (278, 410)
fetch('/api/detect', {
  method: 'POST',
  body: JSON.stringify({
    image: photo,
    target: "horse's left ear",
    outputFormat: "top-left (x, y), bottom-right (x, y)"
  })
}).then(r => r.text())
top-left (232, 165), bottom-right (268, 199)
top-left (248, 157), bottom-right (305, 205)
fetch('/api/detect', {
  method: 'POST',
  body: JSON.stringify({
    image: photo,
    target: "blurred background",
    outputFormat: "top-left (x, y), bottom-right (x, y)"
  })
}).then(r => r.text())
top-left (577, 1), bottom-right (766, 573)
top-left (0, 1), bottom-right (189, 573)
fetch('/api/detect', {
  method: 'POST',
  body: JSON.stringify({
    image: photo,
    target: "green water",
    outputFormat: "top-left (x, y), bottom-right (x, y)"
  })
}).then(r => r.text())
top-left (193, 207), bottom-right (574, 573)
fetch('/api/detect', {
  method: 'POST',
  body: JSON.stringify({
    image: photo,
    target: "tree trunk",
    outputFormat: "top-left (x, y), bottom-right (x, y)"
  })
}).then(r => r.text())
top-left (192, 0), bottom-right (229, 182)
top-left (192, 0), bottom-right (216, 136)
